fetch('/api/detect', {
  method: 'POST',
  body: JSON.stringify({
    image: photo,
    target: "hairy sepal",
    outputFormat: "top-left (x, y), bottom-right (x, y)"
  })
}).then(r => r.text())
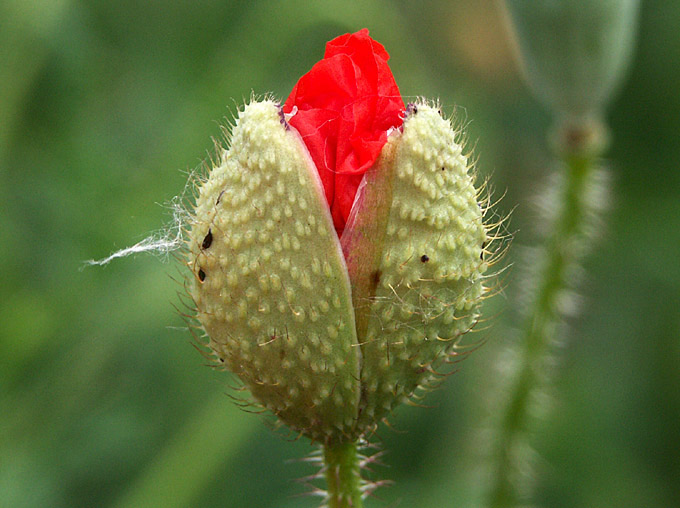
top-left (188, 100), bottom-right (361, 443)
top-left (346, 103), bottom-right (489, 431)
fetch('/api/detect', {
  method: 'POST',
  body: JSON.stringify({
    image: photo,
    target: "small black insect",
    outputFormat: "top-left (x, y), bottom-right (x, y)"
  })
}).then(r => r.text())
top-left (481, 241), bottom-right (487, 261)
top-left (278, 105), bottom-right (290, 130)
top-left (198, 268), bottom-right (206, 282)
top-left (202, 229), bottom-right (213, 249)
top-left (420, 254), bottom-right (429, 263)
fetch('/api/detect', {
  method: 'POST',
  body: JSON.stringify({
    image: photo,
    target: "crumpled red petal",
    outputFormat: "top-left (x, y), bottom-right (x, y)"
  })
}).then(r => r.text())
top-left (283, 28), bottom-right (403, 235)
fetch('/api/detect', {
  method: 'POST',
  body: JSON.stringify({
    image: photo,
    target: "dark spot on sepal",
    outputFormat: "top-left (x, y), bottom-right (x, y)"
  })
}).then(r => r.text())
top-left (202, 229), bottom-right (213, 249)
top-left (198, 268), bottom-right (206, 282)
top-left (420, 255), bottom-right (429, 263)
top-left (367, 269), bottom-right (382, 296)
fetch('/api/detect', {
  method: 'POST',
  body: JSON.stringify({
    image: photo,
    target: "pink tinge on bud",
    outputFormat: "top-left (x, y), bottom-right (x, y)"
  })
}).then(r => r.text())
top-left (283, 28), bottom-right (404, 236)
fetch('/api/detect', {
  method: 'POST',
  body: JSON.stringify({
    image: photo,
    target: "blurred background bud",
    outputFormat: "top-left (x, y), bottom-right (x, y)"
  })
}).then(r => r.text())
top-left (503, 0), bottom-right (641, 154)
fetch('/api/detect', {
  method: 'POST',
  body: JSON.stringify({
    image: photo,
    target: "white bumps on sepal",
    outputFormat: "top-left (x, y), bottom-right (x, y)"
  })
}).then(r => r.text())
top-left (188, 100), bottom-right (361, 442)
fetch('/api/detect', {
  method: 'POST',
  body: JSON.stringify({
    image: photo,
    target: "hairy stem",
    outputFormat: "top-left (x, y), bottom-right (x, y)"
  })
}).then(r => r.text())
top-left (488, 148), bottom-right (603, 507)
top-left (324, 440), bottom-right (364, 508)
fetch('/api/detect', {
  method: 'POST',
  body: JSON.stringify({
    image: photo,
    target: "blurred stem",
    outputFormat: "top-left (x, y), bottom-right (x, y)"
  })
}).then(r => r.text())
top-left (488, 142), bottom-right (601, 508)
top-left (324, 440), bottom-right (363, 508)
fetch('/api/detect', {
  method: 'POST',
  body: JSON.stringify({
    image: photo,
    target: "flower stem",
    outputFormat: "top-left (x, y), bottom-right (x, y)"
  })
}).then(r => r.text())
top-left (323, 440), bottom-right (364, 508)
top-left (488, 141), bottom-right (605, 507)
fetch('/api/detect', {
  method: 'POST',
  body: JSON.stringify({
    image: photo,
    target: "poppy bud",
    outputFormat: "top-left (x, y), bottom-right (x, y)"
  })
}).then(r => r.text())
top-left (187, 99), bottom-right (489, 442)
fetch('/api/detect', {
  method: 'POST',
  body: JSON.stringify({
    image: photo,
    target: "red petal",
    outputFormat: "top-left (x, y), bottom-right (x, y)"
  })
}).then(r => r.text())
top-left (283, 29), bottom-right (403, 235)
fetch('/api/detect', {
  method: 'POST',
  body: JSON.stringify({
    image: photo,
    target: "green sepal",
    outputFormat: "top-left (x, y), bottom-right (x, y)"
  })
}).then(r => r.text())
top-left (345, 103), bottom-right (488, 431)
top-left (188, 100), bottom-right (361, 443)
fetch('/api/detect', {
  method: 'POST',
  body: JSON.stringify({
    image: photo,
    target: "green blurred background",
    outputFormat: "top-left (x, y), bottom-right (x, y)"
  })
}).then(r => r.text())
top-left (1, 1), bottom-right (678, 507)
